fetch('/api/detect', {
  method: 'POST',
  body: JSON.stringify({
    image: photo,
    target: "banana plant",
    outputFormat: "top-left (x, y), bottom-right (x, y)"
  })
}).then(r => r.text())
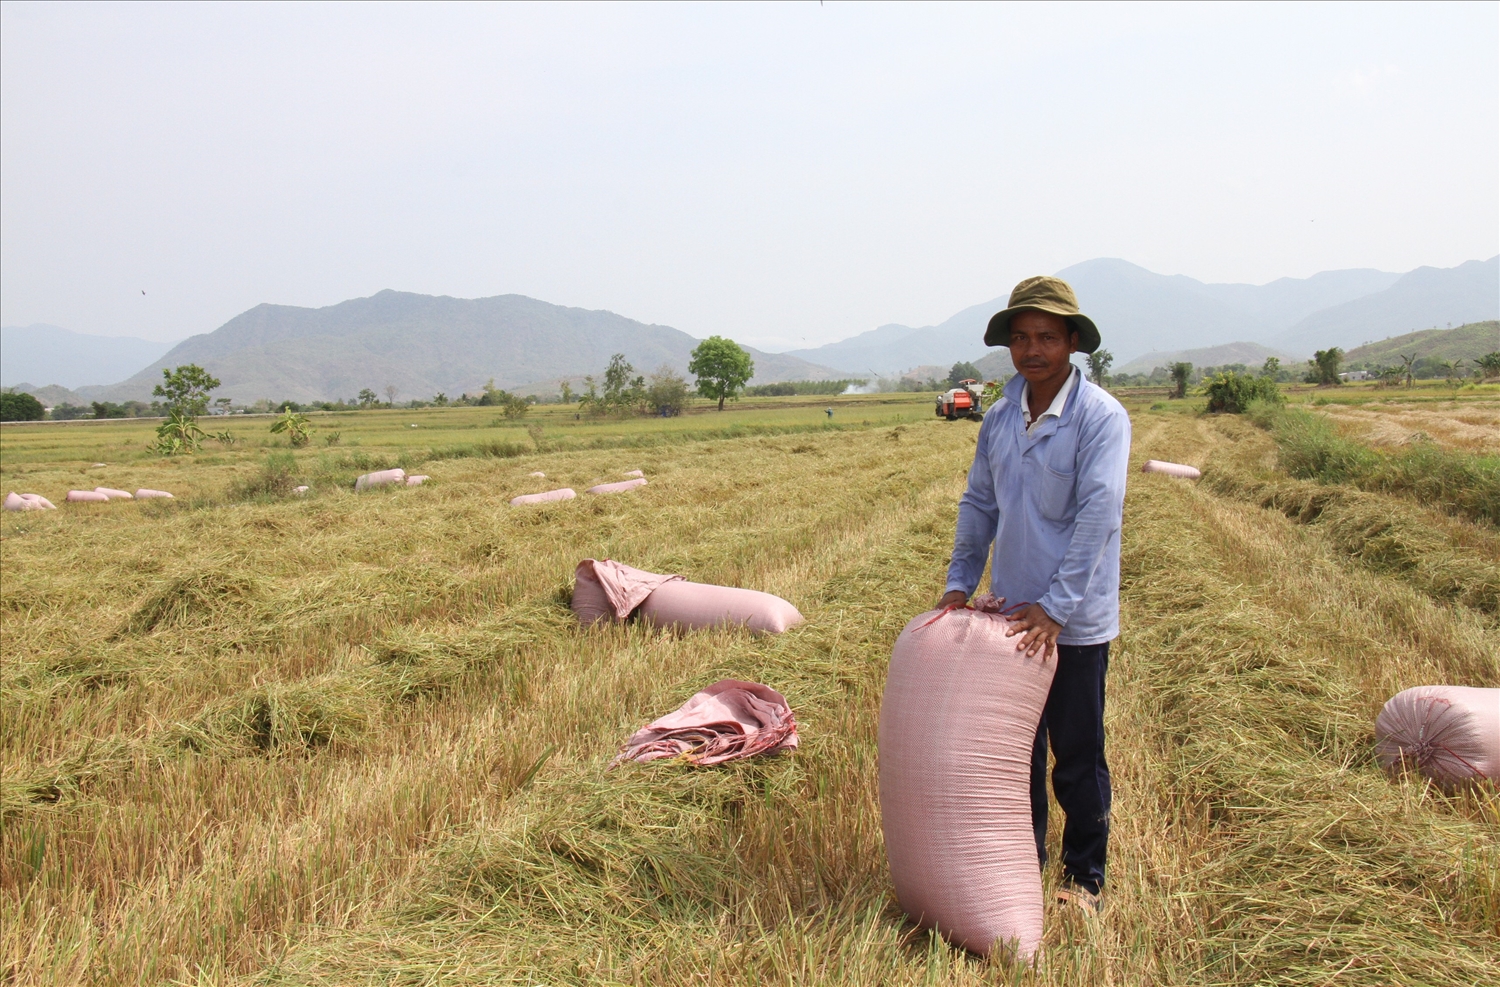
top-left (152, 408), bottom-right (207, 455)
top-left (270, 409), bottom-right (314, 447)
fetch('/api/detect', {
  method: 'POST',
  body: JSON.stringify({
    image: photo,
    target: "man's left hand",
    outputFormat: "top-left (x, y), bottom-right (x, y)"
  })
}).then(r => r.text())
top-left (1003, 603), bottom-right (1063, 660)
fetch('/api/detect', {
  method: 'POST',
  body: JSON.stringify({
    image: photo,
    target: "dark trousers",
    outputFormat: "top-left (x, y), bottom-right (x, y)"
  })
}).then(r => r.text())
top-left (1031, 642), bottom-right (1111, 895)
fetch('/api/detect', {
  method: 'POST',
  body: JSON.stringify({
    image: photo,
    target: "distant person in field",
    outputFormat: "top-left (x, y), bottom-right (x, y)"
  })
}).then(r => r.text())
top-left (939, 275), bottom-right (1131, 915)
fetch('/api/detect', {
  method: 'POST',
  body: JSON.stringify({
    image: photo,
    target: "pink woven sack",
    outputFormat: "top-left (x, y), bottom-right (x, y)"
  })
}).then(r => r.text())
top-left (66, 490), bottom-right (111, 503)
top-left (94, 487), bottom-right (134, 499)
top-left (134, 489), bottom-right (174, 499)
top-left (5, 492), bottom-right (50, 511)
top-left (355, 468), bottom-right (406, 491)
top-left (624, 470), bottom-right (645, 478)
top-left (612, 680), bottom-right (799, 767)
top-left (1376, 686), bottom-right (1500, 787)
top-left (588, 478), bottom-right (647, 495)
top-left (639, 580), bottom-right (805, 635)
top-left (405, 475), bottom-right (429, 486)
top-left (571, 559), bottom-right (681, 626)
top-left (510, 487), bottom-right (576, 507)
top-left (1141, 460), bottom-right (1201, 479)
top-left (879, 606), bottom-right (1057, 960)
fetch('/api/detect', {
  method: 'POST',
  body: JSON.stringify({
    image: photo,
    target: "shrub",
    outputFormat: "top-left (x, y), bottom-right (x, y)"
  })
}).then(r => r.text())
top-left (0, 391), bottom-right (44, 421)
top-left (1203, 372), bottom-right (1285, 414)
top-left (232, 451), bottom-right (300, 499)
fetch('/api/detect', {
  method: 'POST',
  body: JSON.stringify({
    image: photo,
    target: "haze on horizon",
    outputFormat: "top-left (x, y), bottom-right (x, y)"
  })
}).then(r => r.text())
top-left (2, 1), bottom-right (1496, 352)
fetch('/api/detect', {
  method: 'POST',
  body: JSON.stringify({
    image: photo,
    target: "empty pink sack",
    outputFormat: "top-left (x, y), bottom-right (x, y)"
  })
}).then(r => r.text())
top-left (1141, 459), bottom-right (1201, 479)
top-left (572, 559), bottom-right (681, 626)
top-left (355, 468), bottom-right (406, 491)
top-left (1376, 686), bottom-right (1500, 787)
top-left (66, 490), bottom-right (111, 503)
top-left (405, 475), bottom-right (430, 486)
top-left (510, 487), bottom-right (576, 507)
top-left (639, 580), bottom-right (805, 635)
top-left (612, 679), bottom-right (799, 767)
top-left (5, 492), bottom-right (55, 511)
top-left (624, 469), bottom-right (645, 478)
top-left (134, 489), bottom-right (174, 499)
top-left (588, 478), bottom-right (647, 495)
top-left (879, 607), bottom-right (1057, 960)
top-left (94, 487), bottom-right (134, 499)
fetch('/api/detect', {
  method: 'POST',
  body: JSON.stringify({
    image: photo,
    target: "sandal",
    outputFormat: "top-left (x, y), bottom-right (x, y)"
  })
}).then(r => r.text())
top-left (1056, 884), bottom-right (1104, 915)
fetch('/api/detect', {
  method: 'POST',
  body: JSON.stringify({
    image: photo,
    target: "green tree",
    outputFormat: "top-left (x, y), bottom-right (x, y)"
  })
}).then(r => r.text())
top-left (559, 381), bottom-right (574, 404)
top-left (152, 408), bottom-right (207, 455)
top-left (270, 409), bottom-right (314, 447)
top-left (1086, 350), bottom-right (1113, 386)
top-left (646, 366), bottom-right (690, 417)
top-left (0, 390), bottom-right (45, 421)
top-left (1305, 348), bottom-right (1344, 386)
top-left (948, 361), bottom-right (981, 387)
top-left (432, 392), bottom-right (448, 406)
top-left (1169, 362), bottom-right (1193, 399)
top-left (1477, 352), bottom-right (1500, 380)
top-left (357, 388), bottom-right (379, 408)
top-left (152, 364), bottom-right (221, 415)
top-left (688, 336), bottom-right (754, 411)
top-left (1259, 357), bottom-right (1281, 379)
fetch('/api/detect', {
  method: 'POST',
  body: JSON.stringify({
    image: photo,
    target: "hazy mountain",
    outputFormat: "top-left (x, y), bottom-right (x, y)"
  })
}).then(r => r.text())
top-left (7, 383), bottom-right (89, 407)
top-left (785, 259), bottom-right (1406, 371)
top-left (1272, 257), bottom-right (1498, 353)
top-left (1342, 321), bottom-right (1500, 367)
top-left (1115, 342), bottom-right (1295, 376)
top-left (79, 290), bottom-right (846, 404)
top-left (0, 324), bottom-right (174, 389)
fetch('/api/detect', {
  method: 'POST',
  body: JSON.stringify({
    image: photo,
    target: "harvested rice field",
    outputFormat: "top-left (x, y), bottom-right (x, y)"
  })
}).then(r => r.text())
top-left (3, 393), bottom-right (1497, 986)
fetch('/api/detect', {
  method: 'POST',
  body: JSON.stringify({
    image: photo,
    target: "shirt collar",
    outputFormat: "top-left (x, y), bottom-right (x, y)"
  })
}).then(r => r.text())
top-left (1021, 366), bottom-right (1079, 432)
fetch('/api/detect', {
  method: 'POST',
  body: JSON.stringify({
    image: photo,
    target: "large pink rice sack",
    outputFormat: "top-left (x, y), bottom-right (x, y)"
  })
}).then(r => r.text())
top-left (510, 487), bottom-right (576, 507)
top-left (1376, 686), bottom-right (1500, 787)
top-left (134, 489), bottom-right (174, 499)
top-left (94, 487), bottom-right (134, 499)
top-left (66, 490), bottom-right (111, 503)
top-left (1141, 459), bottom-right (1201, 479)
top-left (588, 478), bottom-right (647, 495)
top-left (355, 468), bottom-right (406, 491)
top-left (879, 607), bottom-right (1057, 960)
top-left (572, 559), bottom-right (681, 626)
top-left (639, 581), bottom-right (804, 635)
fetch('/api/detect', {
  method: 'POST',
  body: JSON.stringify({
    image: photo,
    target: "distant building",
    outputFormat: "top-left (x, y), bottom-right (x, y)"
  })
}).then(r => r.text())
top-left (1339, 370), bottom-right (1374, 382)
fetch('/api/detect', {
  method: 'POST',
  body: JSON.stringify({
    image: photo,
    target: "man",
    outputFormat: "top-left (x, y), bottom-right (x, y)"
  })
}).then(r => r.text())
top-left (938, 275), bottom-right (1131, 914)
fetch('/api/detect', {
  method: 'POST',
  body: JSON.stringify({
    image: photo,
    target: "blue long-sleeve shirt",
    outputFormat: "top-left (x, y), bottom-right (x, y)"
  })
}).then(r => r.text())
top-left (945, 370), bottom-right (1131, 646)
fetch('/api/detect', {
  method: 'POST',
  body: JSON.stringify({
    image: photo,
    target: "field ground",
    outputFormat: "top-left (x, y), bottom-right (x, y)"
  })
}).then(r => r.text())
top-left (2, 390), bottom-right (1497, 985)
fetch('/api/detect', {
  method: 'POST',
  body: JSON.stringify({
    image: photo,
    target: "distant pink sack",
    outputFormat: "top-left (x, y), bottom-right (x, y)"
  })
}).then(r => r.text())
top-left (66, 490), bottom-right (111, 503)
top-left (1376, 686), bottom-right (1500, 787)
top-left (572, 559), bottom-right (682, 626)
top-left (355, 468), bottom-right (406, 491)
top-left (528, 471), bottom-right (546, 478)
top-left (624, 470), bottom-right (645, 478)
top-left (94, 487), bottom-right (134, 499)
top-left (588, 478), bottom-right (647, 495)
top-left (639, 580), bottom-right (805, 635)
top-left (134, 489), bottom-right (174, 499)
top-left (405, 475), bottom-right (430, 486)
top-left (5, 492), bottom-right (52, 511)
top-left (24, 494), bottom-right (57, 509)
top-left (879, 606), bottom-right (1057, 961)
top-left (510, 487), bottom-right (576, 507)
top-left (612, 679), bottom-right (798, 767)
top-left (1141, 459), bottom-right (1201, 479)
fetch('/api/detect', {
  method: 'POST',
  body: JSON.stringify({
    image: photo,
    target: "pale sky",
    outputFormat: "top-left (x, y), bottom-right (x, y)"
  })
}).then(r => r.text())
top-left (2, 1), bottom-right (1496, 350)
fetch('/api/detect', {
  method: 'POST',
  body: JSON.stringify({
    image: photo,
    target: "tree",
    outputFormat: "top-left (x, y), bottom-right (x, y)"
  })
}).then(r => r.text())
top-left (1477, 352), bottom-right (1500, 380)
top-left (1305, 348), bottom-right (1344, 386)
top-left (1259, 357), bottom-right (1281, 379)
top-left (433, 393), bottom-right (448, 406)
top-left (384, 384), bottom-right (398, 407)
top-left (1086, 350), bottom-right (1114, 386)
top-left (0, 390), bottom-right (45, 421)
top-left (948, 361), bottom-right (981, 387)
top-left (152, 364), bottom-right (221, 416)
top-left (270, 409), bottom-right (314, 447)
top-left (1397, 353), bottom-right (1417, 388)
top-left (152, 408), bottom-right (207, 455)
top-left (688, 336), bottom-right (754, 411)
top-left (1203, 371), bottom-right (1285, 413)
top-left (559, 382), bottom-right (574, 404)
top-left (1169, 362), bottom-right (1193, 399)
top-left (214, 397), bottom-right (233, 414)
top-left (357, 389), bottom-right (379, 408)
top-left (646, 366), bottom-right (690, 417)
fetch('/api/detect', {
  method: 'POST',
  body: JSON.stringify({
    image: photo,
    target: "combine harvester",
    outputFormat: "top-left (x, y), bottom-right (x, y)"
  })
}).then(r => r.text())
top-left (935, 379), bottom-right (986, 421)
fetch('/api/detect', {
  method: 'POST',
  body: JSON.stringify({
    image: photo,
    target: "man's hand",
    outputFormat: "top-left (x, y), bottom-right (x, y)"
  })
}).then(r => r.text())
top-left (938, 590), bottom-right (969, 610)
top-left (1003, 603), bottom-right (1063, 660)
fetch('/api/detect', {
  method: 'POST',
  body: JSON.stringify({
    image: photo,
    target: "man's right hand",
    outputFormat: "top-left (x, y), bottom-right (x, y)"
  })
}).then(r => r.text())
top-left (938, 590), bottom-right (969, 609)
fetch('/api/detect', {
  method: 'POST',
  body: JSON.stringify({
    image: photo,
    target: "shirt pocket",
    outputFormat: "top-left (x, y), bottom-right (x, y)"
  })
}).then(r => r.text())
top-left (1037, 464), bottom-right (1077, 522)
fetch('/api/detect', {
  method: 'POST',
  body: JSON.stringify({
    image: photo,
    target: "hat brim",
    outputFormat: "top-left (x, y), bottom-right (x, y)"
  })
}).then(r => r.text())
top-left (984, 306), bottom-right (1100, 354)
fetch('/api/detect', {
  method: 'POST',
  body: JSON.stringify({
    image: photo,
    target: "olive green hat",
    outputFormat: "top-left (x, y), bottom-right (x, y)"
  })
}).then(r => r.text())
top-left (984, 275), bottom-right (1101, 353)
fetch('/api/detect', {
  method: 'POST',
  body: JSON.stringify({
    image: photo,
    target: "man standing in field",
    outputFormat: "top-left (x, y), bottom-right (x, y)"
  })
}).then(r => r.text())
top-left (939, 275), bottom-right (1131, 914)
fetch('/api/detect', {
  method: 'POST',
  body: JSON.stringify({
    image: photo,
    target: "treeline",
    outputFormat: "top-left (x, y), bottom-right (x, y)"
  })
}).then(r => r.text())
top-left (746, 379), bottom-right (866, 396)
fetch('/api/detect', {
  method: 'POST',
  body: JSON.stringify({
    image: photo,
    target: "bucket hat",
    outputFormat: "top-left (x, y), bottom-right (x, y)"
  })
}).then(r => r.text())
top-left (984, 276), bottom-right (1101, 353)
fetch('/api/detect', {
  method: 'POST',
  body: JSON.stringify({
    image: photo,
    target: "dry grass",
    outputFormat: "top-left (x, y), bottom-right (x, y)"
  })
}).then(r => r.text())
top-left (1317, 399), bottom-right (1500, 454)
top-left (3, 398), bottom-right (1497, 985)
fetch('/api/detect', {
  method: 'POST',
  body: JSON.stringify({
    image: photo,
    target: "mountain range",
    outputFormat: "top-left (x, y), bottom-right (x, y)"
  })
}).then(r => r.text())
top-left (785, 256), bottom-right (1497, 374)
top-left (4, 255), bottom-right (1493, 403)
